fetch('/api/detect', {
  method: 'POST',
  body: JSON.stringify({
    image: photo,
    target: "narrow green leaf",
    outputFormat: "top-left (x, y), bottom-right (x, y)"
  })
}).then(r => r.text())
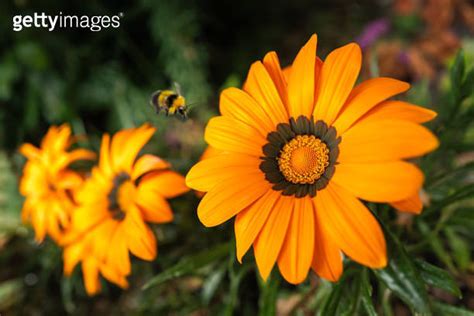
top-left (60, 276), bottom-right (75, 314)
top-left (445, 227), bottom-right (471, 271)
top-left (373, 224), bottom-right (431, 314)
top-left (361, 270), bottom-right (377, 316)
top-left (142, 242), bottom-right (230, 290)
top-left (320, 277), bottom-right (346, 316)
top-left (320, 268), bottom-right (363, 316)
top-left (201, 265), bottom-right (226, 305)
top-left (431, 301), bottom-right (474, 316)
top-left (415, 259), bottom-right (461, 298)
top-left (418, 221), bottom-right (457, 273)
top-left (451, 50), bottom-right (465, 96)
top-left (461, 67), bottom-right (474, 98)
top-left (258, 274), bottom-right (280, 316)
top-left (308, 279), bottom-right (333, 312)
top-left (224, 257), bottom-right (252, 316)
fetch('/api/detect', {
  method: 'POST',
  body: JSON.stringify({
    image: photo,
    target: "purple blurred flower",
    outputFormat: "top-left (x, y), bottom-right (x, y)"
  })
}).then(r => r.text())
top-left (356, 18), bottom-right (391, 50)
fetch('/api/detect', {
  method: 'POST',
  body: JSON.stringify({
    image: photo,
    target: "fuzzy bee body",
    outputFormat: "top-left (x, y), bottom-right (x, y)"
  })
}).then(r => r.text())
top-left (150, 89), bottom-right (188, 119)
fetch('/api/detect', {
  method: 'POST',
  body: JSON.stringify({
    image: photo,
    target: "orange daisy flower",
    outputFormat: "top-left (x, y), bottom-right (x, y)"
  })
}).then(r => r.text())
top-left (19, 124), bottom-right (95, 242)
top-left (62, 124), bottom-right (189, 295)
top-left (195, 146), bottom-right (221, 198)
top-left (186, 34), bottom-right (438, 284)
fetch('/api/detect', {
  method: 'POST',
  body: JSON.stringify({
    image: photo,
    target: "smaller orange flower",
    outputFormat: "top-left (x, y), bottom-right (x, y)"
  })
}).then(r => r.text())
top-left (62, 124), bottom-right (189, 295)
top-left (63, 232), bottom-right (128, 295)
top-left (19, 124), bottom-right (95, 242)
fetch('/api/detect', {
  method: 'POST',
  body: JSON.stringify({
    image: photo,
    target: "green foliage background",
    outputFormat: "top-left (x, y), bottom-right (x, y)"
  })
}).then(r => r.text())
top-left (1, 0), bottom-right (474, 315)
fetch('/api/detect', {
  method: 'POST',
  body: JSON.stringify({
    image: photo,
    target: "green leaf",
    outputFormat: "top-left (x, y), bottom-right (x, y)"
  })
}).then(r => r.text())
top-left (0, 151), bottom-right (23, 238)
top-left (415, 259), bottom-right (461, 298)
top-left (201, 265), bottom-right (226, 305)
top-left (307, 279), bottom-right (333, 312)
top-left (224, 253), bottom-right (253, 316)
top-left (431, 301), bottom-right (474, 316)
top-left (320, 276), bottom-right (347, 316)
top-left (451, 50), bottom-right (465, 101)
top-left (142, 242), bottom-right (230, 290)
top-left (361, 270), bottom-right (377, 316)
top-left (373, 224), bottom-right (431, 314)
top-left (258, 275), bottom-right (279, 316)
top-left (320, 267), bottom-right (367, 316)
top-left (0, 59), bottom-right (20, 100)
top-left (0, 279), bottom-right (23, 310)
top-left (444, 227), bottom-right (471, 271)
top-left (462, 67), bottom-right (474, 98)
top-left (418, 221), bottom-right (457, 273)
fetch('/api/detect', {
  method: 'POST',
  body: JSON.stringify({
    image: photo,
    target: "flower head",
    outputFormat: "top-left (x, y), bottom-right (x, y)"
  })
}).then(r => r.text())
top-left (62, 124), bottom-right (189, 295)
top-left (19, 124), bottom-right (95, 242)
top-left (186, 35), bottom-right (438, 284)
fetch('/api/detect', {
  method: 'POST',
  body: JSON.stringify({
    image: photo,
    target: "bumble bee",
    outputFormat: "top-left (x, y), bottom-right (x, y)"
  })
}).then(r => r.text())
top-left (150, 83), bottom-right (188, 120)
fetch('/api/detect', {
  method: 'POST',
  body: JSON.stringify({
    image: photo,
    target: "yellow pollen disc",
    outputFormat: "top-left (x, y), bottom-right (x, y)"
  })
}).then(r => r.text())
top-left (117, 180), bottom-right (136, 212)
top-left (277, 135), bottom-right (330, 184)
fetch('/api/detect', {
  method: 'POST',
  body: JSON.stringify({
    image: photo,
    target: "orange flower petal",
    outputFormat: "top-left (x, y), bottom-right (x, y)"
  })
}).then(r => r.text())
top-left (56, 170), bottom-right (83, 190)
top-left (263, 51), bottom-right (288, 106)
top-left (136, 187), bottom-right (173, 223)
top-left (313, 43), bottom-right (361, 125)
top-left (82, 258), bottom-right (101, 295)
top-left (19, 143), bottom-right (41, 160)
top-left (139, 171), bottom-right (188, 199)
top-left (234, 190), bottom-right (280, 262)
top-left (333, 78), bottom-right (410, 134)
top-left (91, 220), bottom-right (118, 261)
top-left (313, 57), bottom-right (324, 102)
top-left (63, 242), bottom-right (84, 275)
top-left (199, 146), bottom-right (222, 161)
top-left (31, 204), bottom-right (47, 242)
top-left (66, 148), bottom-right (96, 163)
top-left (72, 202), bottom-right (108, 233)
top-left (277, 197), bottom-right (314, 284)
top-left (99, 133), bottom-right (113, 176)
top-left (100, 264), bottom-right (129, 289)
top-left (220, 87), bottom-right (275, 135)
top-left (244, 61), bottom-right (288, 127)
top-left (390, 192), bottom-right (423, 214)
top-left (131, 154), bottom-right (170, 180)
top-left (42, 124), bottom-right (71, 153)
top-left (282, 66), bottom-right (291, 82)
top-left (311, 214), bottom-right (343, 282)
top-left (186, 153), bottom-right (259, 192)
top-left (314, 183), bottom-right (387, 268)
top-left (205, 116), bottom-right (266, 156)
top-left (287, 34), bottom-right (317, 117)
top-left (111, 124), bottom-right (156, 173)
top-left (359, 100), bottom-right (437, 124)
top-left (124, 207), bottom-right (157, 261)
top-left (47, 202), bottom-right (66, 241)
top-left (254, 196), bottom-right (293, 281)
top-left (332, 161), bottom-right (424, 202)
top-left (339, 119), bottom-right (439, 163)
top-left (107, 224), bottom-right (132, 275)
top-left (197, 173), bottom-right (270, 227)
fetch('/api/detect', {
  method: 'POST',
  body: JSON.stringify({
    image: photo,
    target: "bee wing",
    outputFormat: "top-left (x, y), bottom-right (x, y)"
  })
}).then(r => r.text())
top-left (149, 90), bottom-right (163, 114)
top-left (150, 90), bottom-right (162, 104)
top-left (173, 82), bottom-right (183, 96)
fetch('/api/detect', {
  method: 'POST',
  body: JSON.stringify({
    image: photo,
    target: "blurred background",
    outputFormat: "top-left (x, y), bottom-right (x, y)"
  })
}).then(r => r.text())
top-left (1, 0), bottom-right (474, 314)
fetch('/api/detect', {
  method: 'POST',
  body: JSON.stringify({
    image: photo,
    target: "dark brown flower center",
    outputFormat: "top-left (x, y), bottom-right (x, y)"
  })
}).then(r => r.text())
top-left (259, 116), bottom-right (340, 198)
top-left (107, 172), bottom-right (131, 221)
